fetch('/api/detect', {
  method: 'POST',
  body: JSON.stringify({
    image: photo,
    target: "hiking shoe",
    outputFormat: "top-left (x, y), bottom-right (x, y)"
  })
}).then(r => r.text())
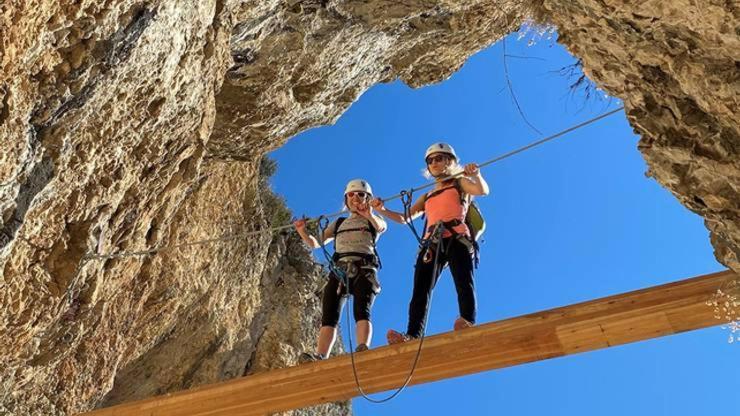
top-left (387, 329), bottom-right (413, 345)
top-left (355, 343), bottom-right (369, 352)
top-left (454, 317), bottom-right (474, 331)
top-left (298, 352), bottom-right (325, 363)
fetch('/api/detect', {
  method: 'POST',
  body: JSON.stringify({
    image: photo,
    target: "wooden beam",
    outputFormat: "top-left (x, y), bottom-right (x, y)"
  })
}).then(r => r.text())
top-left (81, 270), bottom-right (736, 416)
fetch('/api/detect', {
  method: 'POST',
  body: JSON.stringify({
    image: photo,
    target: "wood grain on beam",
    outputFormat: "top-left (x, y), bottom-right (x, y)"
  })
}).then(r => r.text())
top-left (81, 270), bottom-right (736, 416)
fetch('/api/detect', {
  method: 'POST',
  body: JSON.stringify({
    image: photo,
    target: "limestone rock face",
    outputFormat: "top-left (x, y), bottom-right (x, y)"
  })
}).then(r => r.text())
top-left (210, 0), bottom-right (526, 159)
top-left (539, 0), bottom-right (740, 270)
top-left (99, 227), bottom-right (350, 416)
top-left (0, 0), bottom-right (737, 415)
top-left (2, 2), bottom-right (237, 414)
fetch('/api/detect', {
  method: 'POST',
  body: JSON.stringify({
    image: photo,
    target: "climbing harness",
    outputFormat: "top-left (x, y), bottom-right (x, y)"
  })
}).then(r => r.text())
top-left (409, 178), bottom-right (482, 267)
top-left (316, 216), bottom-right (350, 288)
top-left (426, 180), bottom-right (485, 242)
top-left (331, 216), bottom-right (382, 270)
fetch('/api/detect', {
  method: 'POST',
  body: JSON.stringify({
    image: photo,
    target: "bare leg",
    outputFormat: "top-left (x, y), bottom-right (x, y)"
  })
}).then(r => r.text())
top-left (317, 325), bottom-right (337, 358)
top-left (355, 319), bottom-right (372, 347)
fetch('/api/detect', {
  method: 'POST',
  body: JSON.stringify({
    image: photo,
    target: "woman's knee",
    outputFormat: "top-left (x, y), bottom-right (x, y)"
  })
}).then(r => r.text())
top-left (321, 314), bottom-right (340, 328)
top-left (353, 292), bottom-right (375, 322)
top-left (353, 309), bottom-right (372, 322)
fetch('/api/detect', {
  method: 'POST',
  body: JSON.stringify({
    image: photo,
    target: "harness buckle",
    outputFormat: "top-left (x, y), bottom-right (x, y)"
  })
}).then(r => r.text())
top-left (336, 260), bottom-right (360, 278)
top-left (421, 222), bottom-right (445, 263)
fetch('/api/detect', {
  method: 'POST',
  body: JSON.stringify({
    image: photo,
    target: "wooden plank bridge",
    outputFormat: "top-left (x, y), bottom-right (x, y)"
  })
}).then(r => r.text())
top-left (82, 270), bottom-right (736, 416)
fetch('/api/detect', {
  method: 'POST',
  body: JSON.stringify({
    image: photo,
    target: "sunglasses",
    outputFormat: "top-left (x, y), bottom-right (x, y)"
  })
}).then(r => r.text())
top-left (346, 191), bottom-right (369, 199)
top-left (426, 154), bottom-right (450, 165)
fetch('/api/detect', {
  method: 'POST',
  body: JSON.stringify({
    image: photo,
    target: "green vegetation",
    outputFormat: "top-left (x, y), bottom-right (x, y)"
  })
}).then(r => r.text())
top-left (258, 155), bottom-right (293, 231)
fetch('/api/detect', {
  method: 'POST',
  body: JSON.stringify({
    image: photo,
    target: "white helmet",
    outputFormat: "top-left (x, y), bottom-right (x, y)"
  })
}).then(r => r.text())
top-left (425, 142), bottom-right (457, 161)
top-left (344, 179), bottom-right (373, 196)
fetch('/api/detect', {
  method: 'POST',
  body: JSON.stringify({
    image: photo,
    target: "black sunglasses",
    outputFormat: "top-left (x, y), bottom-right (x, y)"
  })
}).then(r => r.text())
top-left (426, 154), bottom-right (450, 165)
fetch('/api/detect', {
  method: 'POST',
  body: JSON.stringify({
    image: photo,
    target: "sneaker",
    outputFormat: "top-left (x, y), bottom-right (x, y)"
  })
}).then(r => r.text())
top-left (355, 343), bottom-right (369, 352)
top-left (387, 329), bottom-right (413, 344)
top-left (453, 317), bottom-right (474, 331)
top-left (298, 352), bottom-right (325, 363)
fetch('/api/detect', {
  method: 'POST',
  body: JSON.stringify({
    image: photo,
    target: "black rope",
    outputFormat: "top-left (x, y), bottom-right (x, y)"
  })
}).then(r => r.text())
top-left (314, 210), bottom-right (441, 403)
top-left (78, 107), bottom-right (624, 262)
top-left (400, 189), bottom-right (423, 245)
top-left (316, 216), bottom-right (348, 288)
top-left (344, 221), bottom-right (446, 403)
top-left (380, 106), bottom-right (625, 203)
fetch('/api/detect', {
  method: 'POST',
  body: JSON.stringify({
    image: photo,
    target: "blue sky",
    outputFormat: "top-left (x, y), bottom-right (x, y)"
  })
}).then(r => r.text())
top-left (269, 30), bottom-right (736, 415)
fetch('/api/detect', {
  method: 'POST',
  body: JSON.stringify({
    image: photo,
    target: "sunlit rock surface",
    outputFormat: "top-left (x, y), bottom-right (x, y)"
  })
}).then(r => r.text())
top-left (1, 0), bottom-right (737, 414)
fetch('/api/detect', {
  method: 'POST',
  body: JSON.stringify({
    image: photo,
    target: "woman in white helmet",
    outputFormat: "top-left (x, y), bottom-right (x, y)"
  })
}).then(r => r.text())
top-left (371, 143), bottom-right (489, 343)
top-left (294, 179), bottom-right (387, 361)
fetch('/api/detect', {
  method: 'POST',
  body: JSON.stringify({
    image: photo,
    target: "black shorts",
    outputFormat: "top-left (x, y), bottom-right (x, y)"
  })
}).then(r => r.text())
top-left (321, 268), bottom-right (380, 328)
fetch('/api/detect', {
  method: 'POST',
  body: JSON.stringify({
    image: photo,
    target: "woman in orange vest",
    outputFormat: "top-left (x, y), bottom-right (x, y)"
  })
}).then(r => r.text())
top-left (371, 143), bottom-right (489, 343)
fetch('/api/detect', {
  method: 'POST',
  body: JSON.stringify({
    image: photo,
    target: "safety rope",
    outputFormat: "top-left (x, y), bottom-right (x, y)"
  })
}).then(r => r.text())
top-left (381, 106), bottom-right (624, 201)
top-left (316, 216), bottom-right (350, 288)
top-left (343, 221), bottom-right (447, 403)
top-left (79, 106), bottom-right (624, 262)
top-left (400, 190), bottom-right (423, 245)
